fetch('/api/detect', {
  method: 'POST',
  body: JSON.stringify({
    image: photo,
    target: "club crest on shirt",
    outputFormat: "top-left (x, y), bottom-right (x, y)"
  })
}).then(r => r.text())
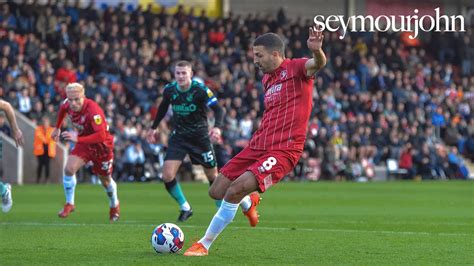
top-left (280, 70), bottom-right (287, 80)
top-left (186, 94), bottom-right (194, 102)
top-left (93, 114), bottom-right (102, 125)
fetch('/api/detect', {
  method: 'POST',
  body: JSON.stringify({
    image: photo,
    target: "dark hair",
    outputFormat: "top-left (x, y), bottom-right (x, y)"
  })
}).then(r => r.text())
top-left (175, 60), bottom-right (192, 68)
top-left (253, 33), bottom-right (285, 56)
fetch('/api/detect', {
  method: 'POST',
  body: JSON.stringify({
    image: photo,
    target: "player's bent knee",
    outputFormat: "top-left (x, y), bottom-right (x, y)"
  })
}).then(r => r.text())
top-left (208, 186), bottom-right (224, 200)
top-left (64, 165), bottom-right (77, 176)
top-left (99, 175), bottom-right (111, 186)
top-left (162, 168), bottom-right (178, 183)
top-left (204, 168), bottom-right (218, 182)
top-left (224, 184), bottom-right (246, 203)
top-left (161, 174), bottom-right (175, 183)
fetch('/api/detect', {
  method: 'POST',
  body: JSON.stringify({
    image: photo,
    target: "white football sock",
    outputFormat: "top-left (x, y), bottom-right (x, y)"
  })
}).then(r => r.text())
top-left (104, 178), bottom-right (119, 208)
top-left (199, 200), bottom-right (239, 250)
top-left (240, 195), bottom-right (252, 212)
top-left (63, 175), bottom-right (77, 204)
top-left (180, 201), bottom-right (191, 211)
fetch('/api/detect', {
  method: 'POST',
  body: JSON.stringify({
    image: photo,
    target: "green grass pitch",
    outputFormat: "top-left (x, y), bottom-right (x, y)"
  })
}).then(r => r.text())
top-left (0, 181), bottom-right (472, 264)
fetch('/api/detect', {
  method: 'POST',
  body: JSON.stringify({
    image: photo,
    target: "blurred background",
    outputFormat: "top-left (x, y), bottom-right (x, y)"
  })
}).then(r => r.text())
top-left (0, 0), bottom-right (473, 184)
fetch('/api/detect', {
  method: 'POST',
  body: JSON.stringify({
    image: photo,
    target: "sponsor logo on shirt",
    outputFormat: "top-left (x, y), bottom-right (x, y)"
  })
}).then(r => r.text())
top-left (93, 114), bottom-right (102, 125)
top-left (172, 104), bottom-right (197, 115)
top-left (265, 84), bottom-right (282, 96)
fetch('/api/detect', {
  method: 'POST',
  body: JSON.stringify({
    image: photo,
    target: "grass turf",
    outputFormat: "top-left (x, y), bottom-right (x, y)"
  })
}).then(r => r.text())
top-left (0, 181), bottom-right (472, 265)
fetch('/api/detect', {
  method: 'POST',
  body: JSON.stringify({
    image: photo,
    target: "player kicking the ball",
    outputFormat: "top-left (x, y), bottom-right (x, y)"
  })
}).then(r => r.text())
top-left (184, 26), bottom-right (326, 256)
top-left (52, 83), bottom-right (120, 221)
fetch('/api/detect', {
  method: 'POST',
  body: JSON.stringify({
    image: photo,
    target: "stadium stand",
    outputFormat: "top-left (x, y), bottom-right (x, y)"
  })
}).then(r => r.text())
top-left (0, 1), bottom-right (472, 182)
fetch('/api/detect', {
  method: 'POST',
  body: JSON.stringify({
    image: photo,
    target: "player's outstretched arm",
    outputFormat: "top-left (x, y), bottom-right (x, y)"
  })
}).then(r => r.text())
top-left (0, 99), bottom-right (24, 147)
top-left (305, 25), bottom-right (327, 77)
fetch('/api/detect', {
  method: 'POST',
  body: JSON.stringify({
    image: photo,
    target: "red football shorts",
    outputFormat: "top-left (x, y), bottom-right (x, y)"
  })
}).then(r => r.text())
top-left (71, 143), bottom-right (114, 176)
top-left (220, 146), bottom-right (302, 192)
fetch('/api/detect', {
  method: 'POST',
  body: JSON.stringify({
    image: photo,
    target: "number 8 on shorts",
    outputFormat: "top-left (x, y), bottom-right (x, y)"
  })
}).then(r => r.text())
top-left (262, 157), bottom-right (277, 171)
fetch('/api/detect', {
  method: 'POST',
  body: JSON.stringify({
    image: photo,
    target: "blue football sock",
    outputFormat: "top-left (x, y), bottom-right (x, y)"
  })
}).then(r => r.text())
top-left (0, 182), bottom-right (6, 196)
top-left (164, 179), bottom-right (190, 211)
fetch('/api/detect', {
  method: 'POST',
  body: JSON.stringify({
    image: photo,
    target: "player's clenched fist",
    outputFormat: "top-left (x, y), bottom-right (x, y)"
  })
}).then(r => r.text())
top-left (51, 128), bottom-right (61, 141)
top-left (61, 131), bottom-right (78, 142)
top-left (209, 127), bottom-right (222, 144)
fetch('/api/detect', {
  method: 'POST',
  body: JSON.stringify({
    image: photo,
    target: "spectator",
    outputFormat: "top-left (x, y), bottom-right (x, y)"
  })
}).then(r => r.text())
top-left (239, 113), bottom-right (253, 139)
top-left (448, 147), bottom-right (470, 179)
top-left (415, 143), bottom-right (436, 180)
top-left (122, 139), bottom-right (146, 181)
top-left (399, 143), bottom-right (415, 179)
top-left (29, 100), bottom-right (43, 122)
top-left (35, 6), bottom-right (57, 41)
top-left (17, 88), bottom-right (31, 115)
top-left (54, 60), bottom-right (77, 97)
top-left (33, 116), bottom-right (56, 183)
top-left (0, 2), bottom-right (472, 181)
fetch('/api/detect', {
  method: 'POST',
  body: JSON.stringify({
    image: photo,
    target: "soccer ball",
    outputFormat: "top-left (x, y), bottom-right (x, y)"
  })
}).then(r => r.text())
top-left (151, 223), bottom-right (185, 254)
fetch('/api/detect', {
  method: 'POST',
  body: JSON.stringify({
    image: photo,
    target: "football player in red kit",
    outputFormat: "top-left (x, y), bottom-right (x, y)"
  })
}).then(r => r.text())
top-left (52, 83), bottom-right (120, 221)
top-left (184, 26), bottom-right (326, 256)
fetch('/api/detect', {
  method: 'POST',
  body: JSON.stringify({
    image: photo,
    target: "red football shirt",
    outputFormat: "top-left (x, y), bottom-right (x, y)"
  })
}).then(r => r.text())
top-left (57, 98), bottom-right (114, 148)
top-left (249, 58), bottom-right (314, 152)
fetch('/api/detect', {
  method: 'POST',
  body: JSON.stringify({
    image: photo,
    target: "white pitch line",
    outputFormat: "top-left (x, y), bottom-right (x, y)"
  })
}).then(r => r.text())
top-left (121, 219), bottom-right (473, 227)
top-left (0, 221), bottom-right (470, 237)
top-left (234, 220), bottom-right (473, 226)
top-left (322, 220), bottom-right (473, 226)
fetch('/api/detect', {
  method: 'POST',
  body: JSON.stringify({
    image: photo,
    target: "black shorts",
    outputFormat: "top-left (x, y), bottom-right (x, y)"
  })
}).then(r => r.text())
top-left (165, 135), bottom-right (217, 168)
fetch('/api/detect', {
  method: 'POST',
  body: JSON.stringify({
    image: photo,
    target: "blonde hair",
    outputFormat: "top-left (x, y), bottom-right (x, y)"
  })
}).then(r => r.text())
top-left (65, 83), bottom-right (85, 93)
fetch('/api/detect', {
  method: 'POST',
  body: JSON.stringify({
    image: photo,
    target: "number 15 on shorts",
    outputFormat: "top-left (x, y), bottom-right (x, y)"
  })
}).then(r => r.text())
top-left (201, 151), bottom-right (214, 163)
